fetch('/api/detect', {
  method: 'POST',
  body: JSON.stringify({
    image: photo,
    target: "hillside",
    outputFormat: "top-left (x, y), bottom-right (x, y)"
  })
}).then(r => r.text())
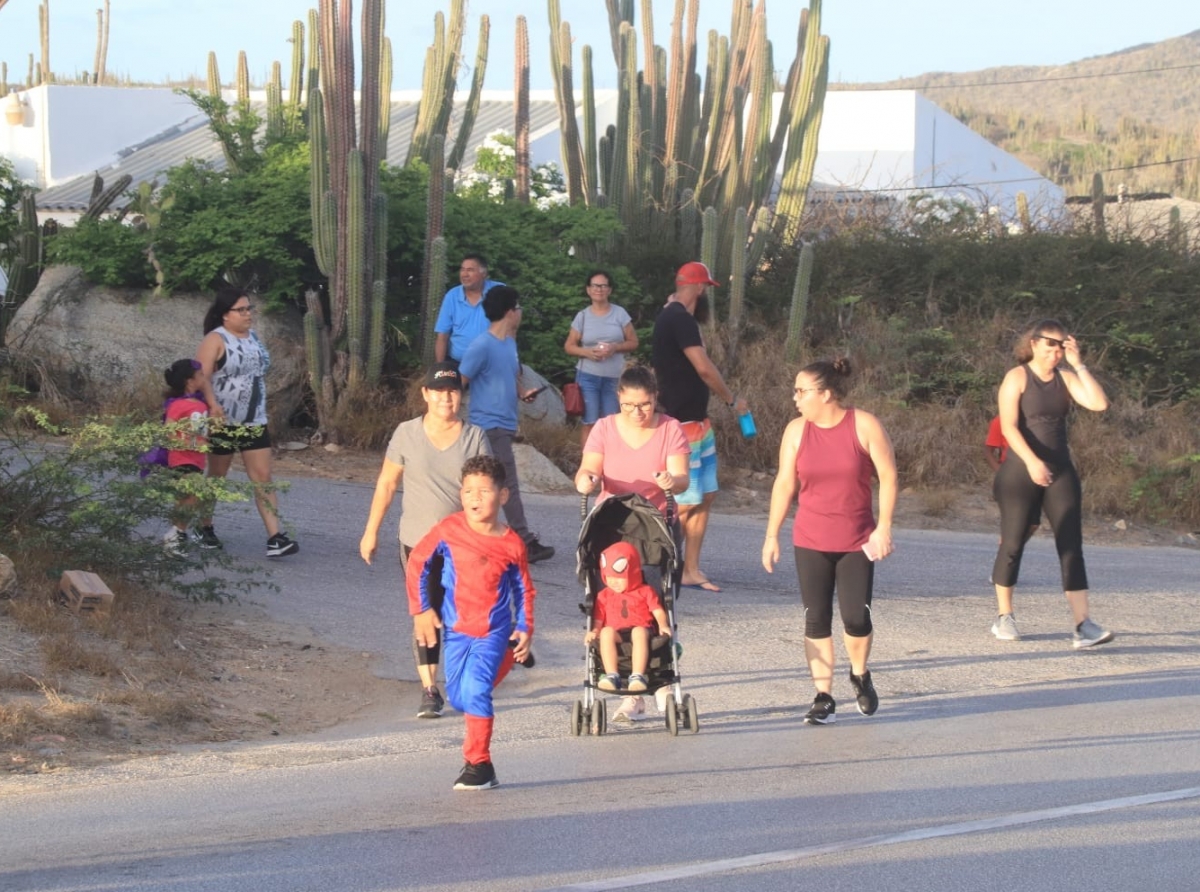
top-left (832, 30), bottom-right (1200, 200)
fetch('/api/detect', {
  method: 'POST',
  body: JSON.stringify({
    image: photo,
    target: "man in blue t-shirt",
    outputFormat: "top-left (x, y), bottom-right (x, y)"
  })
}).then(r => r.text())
top-left (458, 286), bottom-right (555, 564)
top-left (434, 253), bottom-right (505, 364)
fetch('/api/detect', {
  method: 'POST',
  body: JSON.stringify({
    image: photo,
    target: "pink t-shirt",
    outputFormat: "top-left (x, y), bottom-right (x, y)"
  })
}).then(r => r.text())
top-left (584, 414), bottom-right (689, 514)
top-left (165, 396), bottom-right (209, 470)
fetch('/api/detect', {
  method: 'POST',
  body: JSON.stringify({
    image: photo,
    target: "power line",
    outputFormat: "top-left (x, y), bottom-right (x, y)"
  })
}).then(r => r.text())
top-left (862, 62), bottom-right (1200, 91)
top-left (814, 155), bottom-right (1200, 197)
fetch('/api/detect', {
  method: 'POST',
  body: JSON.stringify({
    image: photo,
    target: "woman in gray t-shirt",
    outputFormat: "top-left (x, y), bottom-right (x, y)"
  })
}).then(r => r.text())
top-left (563, 269), bottom-right (639, 448)
top-left (359, 362), bottom-right (490, 720)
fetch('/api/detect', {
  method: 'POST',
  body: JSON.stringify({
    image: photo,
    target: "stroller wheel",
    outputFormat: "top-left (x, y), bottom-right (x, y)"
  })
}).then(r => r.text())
top-left (592, 699), bottom-right (607, 736)
top-left (570, 700), bottom-right (584, 737)
top-left (665, 700), bottom-right (680, 737)
top-left (683, 694), bottom-right (700, 733)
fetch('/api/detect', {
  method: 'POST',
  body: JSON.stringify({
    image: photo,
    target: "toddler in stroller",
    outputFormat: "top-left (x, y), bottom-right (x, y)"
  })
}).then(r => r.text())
top-left (571, 492), bottom-right (699, 736)
top-left (586, 542), bottom-right (671, 693)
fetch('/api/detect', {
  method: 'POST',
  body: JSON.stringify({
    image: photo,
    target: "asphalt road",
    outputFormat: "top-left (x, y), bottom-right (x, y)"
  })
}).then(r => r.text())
top-left (3, 475), bottom-right (1199, 891)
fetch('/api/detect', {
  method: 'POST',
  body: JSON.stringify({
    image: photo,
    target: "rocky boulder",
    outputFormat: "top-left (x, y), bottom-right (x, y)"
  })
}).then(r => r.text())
top-left (0, 552), bottom-right (15, 599)
top-left (4, 266), bottom-right (306, 430)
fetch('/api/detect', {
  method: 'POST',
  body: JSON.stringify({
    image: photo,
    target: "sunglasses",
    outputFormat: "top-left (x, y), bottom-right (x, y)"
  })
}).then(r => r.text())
top-left (1036, 334), bottom-right (1066, 348)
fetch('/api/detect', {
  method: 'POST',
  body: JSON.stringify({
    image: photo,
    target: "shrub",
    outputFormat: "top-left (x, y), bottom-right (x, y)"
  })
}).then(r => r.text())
top-left (0, 398), bottom-right (269, 602)
top-left (46, 217), bottom-right (154, 287)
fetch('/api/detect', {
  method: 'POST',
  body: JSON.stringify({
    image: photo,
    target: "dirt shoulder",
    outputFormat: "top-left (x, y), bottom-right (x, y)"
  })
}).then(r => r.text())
top-left (2, 444), bottom-right (1189, 776)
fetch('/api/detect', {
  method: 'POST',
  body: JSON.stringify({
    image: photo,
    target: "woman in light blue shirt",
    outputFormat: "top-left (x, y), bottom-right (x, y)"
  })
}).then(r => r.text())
top-left (563, 269), bottom-right (639, 448)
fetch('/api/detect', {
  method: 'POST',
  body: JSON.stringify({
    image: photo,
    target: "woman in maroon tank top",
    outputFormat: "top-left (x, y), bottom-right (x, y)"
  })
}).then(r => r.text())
top-left (762, 358), bottom-right (897, 726)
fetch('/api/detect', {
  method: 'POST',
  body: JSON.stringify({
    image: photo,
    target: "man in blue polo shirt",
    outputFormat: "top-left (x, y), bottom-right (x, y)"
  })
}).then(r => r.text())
top-left (434, 253), bottom-right (505, 365)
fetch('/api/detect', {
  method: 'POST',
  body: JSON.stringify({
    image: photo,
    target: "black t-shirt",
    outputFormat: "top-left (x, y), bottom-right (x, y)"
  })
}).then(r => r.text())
top-left (652, 302), bottom-right (708, 422)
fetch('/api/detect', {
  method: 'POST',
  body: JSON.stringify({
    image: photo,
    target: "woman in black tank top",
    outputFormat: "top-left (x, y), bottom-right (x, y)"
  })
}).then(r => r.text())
top-left (989, 319), bottom-right (1114, 649)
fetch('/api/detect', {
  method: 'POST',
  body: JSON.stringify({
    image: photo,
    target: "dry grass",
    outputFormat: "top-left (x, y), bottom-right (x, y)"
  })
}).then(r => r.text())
top-left (39, 635), bottom-right (122, 677)
top-left (0, 695), bottom-right (112, 746)
top-left (918, 487), bottom-right (959, 518)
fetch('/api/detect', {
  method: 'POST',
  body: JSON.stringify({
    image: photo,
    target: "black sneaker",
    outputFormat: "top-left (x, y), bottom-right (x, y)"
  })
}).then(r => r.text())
top-left (804, 692), bottom-right (836, 725)
top-left (193, 525), bottom-right (222, 549)
top-left (525, 537), bottom-right (555, 564)
top-left (453, 760), bottom-right (499, 791)
top-left (417, 686), bottom-right (444, 719)
top-left (850, 671), bottom-right (879, 716)
top-left (266, 532), bottom-right (299, 557)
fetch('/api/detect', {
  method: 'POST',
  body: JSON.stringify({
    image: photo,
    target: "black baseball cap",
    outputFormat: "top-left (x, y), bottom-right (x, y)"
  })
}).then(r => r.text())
top-left (424, 362), bottom-right (463, 391)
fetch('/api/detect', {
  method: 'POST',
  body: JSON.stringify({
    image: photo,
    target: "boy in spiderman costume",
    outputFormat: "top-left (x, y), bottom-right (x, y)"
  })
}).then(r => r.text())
top-left (406, 455), bottom-right (536, 791)
top-left (586, 541), bottom-right (670, 693)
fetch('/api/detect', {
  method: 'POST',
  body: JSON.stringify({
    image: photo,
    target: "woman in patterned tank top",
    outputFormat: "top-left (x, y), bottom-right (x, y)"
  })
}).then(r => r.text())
top-left (194, 287), bottom-right (299, 558)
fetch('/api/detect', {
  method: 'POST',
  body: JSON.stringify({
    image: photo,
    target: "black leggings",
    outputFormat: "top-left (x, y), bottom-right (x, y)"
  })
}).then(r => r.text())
top-left (401, 544), bottom-right (443, 666)
top-left (793, 547), bottom-right (875, 639)
top-left (991, 458), bottom-right (1088, 591)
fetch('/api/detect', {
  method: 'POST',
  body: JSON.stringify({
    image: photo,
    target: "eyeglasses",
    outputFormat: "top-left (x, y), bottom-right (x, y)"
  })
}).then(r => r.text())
top-left (620, 401), bottom-right (654, 413)
top-left (229, 305), bottom-right (255, 314)
top-left (587, 283), bottom-right (612, 289)
top-left (793, 387), bottom-right (821, 395)
top-left (1036, 335), bottom-right (1066, 348)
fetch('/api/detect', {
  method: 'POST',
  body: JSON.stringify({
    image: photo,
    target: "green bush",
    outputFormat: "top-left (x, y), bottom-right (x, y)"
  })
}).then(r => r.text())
top-left (0, 400), bottom-right (270, 602)
top-left (46, 217), bottom-right (154, 287)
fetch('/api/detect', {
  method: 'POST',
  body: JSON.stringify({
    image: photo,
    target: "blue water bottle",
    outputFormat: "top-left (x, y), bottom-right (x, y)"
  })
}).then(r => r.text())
top-left (738, 410), bottom-right (757, 438)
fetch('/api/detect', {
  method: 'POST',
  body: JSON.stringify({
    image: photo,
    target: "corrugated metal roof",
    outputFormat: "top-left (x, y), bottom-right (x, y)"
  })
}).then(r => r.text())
top-left (37, 98), bottom-right (564, 213)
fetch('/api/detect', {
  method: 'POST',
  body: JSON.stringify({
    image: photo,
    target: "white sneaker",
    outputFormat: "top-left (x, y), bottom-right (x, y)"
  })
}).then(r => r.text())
top-left (991, 613), bottom-right (1021, 641)
top-left (654, 687), bottom-right (671, 713)
top-left (612, 696), bottom-right (646, 722)
top-left (162, 528), bottom-right (188, 556)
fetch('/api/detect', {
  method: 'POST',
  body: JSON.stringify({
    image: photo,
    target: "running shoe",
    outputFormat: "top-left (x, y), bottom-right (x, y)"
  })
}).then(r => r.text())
top-left (849, 670), bottom-right (879, 716)
top-left (417, 686), bottom-right (444, 719)
top-left (453, 761), bottom-right (498, 791)
top-left (626, 673), bottom-right (649, 692)
top-left (162, 528), bottom-right (189, 556)
top-left (597, 673), bottom-right (620, 692)
top-left (193, 525), bottom-right (222, 549)
top-left (524, 537), bottom-right (555, 564)
top-left (612, 696), bottom-right (646, 722)
top-left (991, 613), bottom-right (1021, 641)
top-left (804, 692), bottom-right (836, 725)
top-left (266, 532), bottom-right (299, 557)
top-left (1072, 618), bottom-right (1114, 649)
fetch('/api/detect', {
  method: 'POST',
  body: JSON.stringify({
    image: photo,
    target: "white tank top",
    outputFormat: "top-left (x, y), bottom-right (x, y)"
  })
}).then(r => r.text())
top-left (212, 326), bottom-right (270, 425)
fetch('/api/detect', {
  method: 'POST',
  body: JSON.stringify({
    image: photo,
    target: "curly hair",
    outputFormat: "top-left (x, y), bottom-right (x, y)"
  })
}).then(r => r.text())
top-left (461, 454), bottom-right (506, 487)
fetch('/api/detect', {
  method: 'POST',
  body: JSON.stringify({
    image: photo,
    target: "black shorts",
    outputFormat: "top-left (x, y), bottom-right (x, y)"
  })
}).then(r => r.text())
top-left (208, 423), bottom-right (272, 456)
top-left (171, 463), bottom-right (204, 476)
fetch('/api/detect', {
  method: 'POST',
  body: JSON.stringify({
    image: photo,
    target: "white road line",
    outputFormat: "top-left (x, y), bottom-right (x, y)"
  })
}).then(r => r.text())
top-left (549, 785), bottom-right (1200, 891)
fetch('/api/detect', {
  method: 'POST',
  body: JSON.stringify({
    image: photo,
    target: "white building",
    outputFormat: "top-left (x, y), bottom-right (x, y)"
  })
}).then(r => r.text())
top-left (1, 84), bottom-right (1060, 225)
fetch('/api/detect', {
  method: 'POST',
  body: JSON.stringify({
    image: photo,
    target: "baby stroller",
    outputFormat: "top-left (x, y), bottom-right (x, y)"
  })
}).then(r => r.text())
top-left (570, 492), bottom-right (699, 737)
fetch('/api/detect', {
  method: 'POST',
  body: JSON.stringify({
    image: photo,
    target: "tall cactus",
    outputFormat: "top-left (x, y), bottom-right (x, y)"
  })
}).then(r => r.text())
top-left (1015, 190), bottom-right (1031, 234)
top-left (2, 192), bottom-right (43, 316)
top-left (305, 0), bottom-right (392, 434)
top-left (726, 206), bottom-right (749, 364)
top-left (419, 134), bottom-right (447, 362)
top-left (514, 16), bottom-right (531, 203)
top-left (422, 237), bottom-right (447, 366)
top-left (82, 173), bottom-right (132, 220)
top-left (406, 1), bottom-right (465, 168)
top-left (784, 242), bottom-right (814, 364)
top-left (446, 15), bottom-right (490, 174)
top-left (1091, 172), bottom-right (1106, 237)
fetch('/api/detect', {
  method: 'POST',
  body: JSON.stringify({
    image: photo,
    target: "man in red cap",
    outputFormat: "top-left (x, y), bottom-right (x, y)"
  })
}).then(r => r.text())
top-left (651, 262), bottom-right (749, 592)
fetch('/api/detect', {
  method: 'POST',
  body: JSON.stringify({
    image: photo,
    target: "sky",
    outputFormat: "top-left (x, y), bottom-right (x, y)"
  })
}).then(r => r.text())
top-left (0, 0), bottom-right (1196, 93)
